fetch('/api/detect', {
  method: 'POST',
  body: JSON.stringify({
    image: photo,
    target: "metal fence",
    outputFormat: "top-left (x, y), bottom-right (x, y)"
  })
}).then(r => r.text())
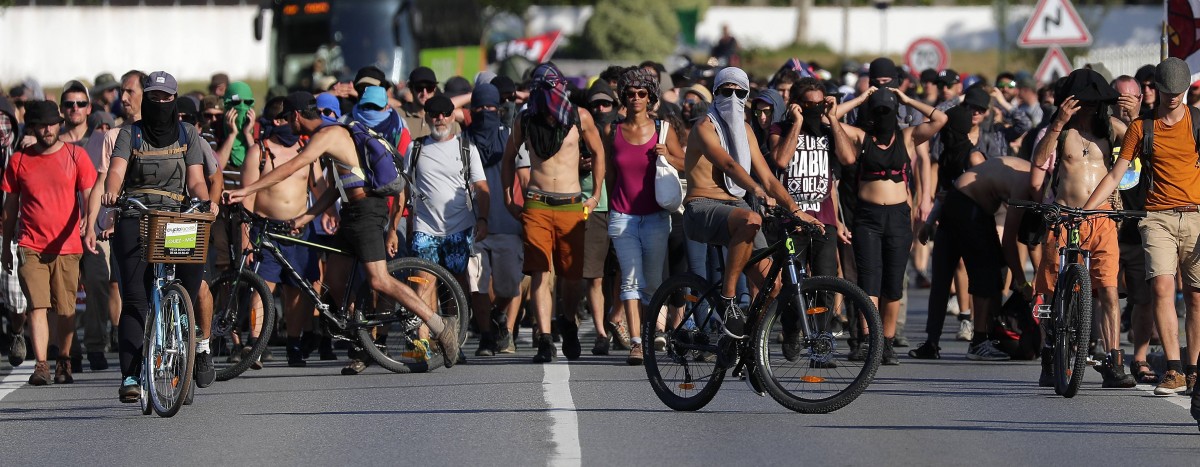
top-left (1071, 44), bottom-right (1160, 78)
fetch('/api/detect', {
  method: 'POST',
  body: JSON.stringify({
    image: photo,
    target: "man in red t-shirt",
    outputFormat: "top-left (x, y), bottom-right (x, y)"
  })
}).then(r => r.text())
top-left (1, 101), bottom-right (97, 386)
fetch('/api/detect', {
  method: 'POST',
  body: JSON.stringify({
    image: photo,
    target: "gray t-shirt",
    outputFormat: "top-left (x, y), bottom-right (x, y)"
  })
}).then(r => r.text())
top-left (409, 135), bottom-right (487, 236)
top-left (111, 124), bottom-right (205, 213)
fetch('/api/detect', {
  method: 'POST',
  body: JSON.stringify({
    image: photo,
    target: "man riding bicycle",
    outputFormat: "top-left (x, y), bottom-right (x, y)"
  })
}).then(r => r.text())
top-left (681, 67), bottom-right (822, 364)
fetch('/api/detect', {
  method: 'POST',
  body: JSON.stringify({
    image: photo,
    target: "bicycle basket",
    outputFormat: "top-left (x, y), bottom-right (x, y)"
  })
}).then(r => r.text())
top-left (139, 210), bottom-right (217, 264)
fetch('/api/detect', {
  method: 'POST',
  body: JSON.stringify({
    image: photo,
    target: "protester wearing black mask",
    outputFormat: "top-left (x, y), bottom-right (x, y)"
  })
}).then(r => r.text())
top-left (585, 80), bottom-right (620, 129)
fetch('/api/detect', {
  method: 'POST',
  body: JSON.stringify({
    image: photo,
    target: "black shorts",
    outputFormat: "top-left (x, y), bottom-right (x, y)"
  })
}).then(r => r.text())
top-left (852, 201), bottom-right (912, 300)
top-left (331, 196), bottom-right (389, 263)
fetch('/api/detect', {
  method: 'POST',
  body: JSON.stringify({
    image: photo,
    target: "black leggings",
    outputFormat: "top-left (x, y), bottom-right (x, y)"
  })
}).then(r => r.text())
top-left (852, 202), bottom-right (912, 300)
top-left (114, 217), bottom-right (204, 378)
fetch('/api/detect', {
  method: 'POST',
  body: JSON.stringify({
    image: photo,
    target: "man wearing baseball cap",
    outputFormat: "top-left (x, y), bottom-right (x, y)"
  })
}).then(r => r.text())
top-left (1087, 57), bottom-right (1200, 397)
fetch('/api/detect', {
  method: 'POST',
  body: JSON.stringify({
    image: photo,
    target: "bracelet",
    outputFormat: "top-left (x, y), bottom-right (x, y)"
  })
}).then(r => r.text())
top-left (925, 108), bottom-right (936, 119)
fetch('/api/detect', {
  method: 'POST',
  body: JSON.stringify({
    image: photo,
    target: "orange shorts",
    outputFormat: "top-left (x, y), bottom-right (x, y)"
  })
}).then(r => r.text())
top-left (1035, 215), bottom-right (1119, 294)
top-left (521, 200), bottom-right (586, 279)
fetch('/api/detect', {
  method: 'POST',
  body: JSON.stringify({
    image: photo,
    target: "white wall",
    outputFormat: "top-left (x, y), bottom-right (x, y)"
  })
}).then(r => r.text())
top-left (0, 6), bottom-right (268, 87)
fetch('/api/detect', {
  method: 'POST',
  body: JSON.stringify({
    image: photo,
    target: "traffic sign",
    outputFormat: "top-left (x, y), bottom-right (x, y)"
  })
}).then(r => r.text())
top-left (1018, 0), bottom-right (1093, 48)
top-left (904, 37), bottom-right (949, 74)
top-left (1034, 46), bottom-right (1072, 84)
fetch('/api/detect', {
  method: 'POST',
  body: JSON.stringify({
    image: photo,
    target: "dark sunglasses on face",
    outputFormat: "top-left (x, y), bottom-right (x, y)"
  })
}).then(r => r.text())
top-left (1143, 82), bottom-right (1156, 90)
top-left (800, 100), bottom-right (823, 108)
top-left (624, 90), bottom-right (649, 100)
top-left (716, 87), bottom-right (749, 99)
top-left (751, 108), bottom-right (771, 118)
top-left (204, 112), bottom-right (223, 120)
top-left (429, 110), bottom-right (453, 119)
top-left (180, 114), bottom-right (197, 124)
top-left (414, 83), bottom-right (437, 93)
top-left (589, 101), bottom-right (613, 111)
top-left (997, 81), bottom-right (1016, 89)
top-left (61, 100), bottom-right (89, 109)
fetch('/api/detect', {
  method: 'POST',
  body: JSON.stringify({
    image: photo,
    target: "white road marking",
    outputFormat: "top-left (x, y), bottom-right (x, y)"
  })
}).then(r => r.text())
top-left (1135, 383), bottom-right (1192, 410)
top-left (542, 348), bottom-right (582, 467)
top-left (0, 364), bottom-right (32, 402)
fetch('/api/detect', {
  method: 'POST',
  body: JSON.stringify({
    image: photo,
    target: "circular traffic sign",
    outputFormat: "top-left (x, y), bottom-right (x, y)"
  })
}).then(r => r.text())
top-left (905, 37), bottom-right (949, 74)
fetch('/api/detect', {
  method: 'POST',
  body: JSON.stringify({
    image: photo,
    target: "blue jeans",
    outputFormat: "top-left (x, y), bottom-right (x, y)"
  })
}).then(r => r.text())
top-left (608, 211), bottom-right (671, 304)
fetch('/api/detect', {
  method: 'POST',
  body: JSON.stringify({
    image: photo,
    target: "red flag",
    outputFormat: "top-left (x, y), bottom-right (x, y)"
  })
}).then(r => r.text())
top-left (493, 31), bottom-right (563, 63)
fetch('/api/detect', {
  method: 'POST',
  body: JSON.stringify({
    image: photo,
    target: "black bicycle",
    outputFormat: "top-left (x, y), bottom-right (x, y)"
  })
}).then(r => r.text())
top-left (644, 204), bottom-right (882, 413)
top-left (209, 204), bottom-right (468, 379)
top-left (1008, 200), bottom-right (1144, 398)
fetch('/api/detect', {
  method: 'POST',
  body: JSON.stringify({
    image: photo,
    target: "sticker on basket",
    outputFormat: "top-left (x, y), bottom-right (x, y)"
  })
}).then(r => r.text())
top-left (164, 222), bottom-right (198, 255)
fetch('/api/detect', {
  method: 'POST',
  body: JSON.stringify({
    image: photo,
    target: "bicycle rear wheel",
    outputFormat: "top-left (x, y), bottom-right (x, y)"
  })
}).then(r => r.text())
top-left (643, 273), bottom-right (727, 411)
top-left (754, 276), bottom-right (882, 413)
top-left (209, 269), bottom-right (276, 381)
top-left (355, 257), bottom-right (467, 373)
top-left (147, 284), bottom-right (196, 417)
top-left (1053, 263), bottom-right (1091, 398)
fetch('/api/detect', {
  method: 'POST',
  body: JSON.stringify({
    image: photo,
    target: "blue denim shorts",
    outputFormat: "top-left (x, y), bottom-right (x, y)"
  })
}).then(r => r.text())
top-left (411, 228), bottom-right (474, 275)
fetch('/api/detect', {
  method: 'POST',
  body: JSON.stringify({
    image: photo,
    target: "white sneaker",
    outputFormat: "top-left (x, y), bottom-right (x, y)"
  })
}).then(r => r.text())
top-left (946, 299), bottom-right (960, 316)
top-left (956, 319), bottom-right (974, 342)
top-left (653, 336), bottom-right (667, 352)
top-left (966, 341), bottom-right (1011, 361)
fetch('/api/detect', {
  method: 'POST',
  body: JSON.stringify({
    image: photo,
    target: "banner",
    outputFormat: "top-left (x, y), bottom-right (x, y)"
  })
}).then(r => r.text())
top-left (493, 31), bottom-right (562, 64)
top-left (1168, 0), bottom-right (1200, 79)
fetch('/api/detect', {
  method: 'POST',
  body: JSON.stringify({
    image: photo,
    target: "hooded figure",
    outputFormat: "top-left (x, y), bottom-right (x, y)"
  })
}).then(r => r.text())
top-left (751, 89), bottom-right (785, 156)
top-left (1053, 68), bottom-right (1118, 141)
top-left (523, 62), bottom-right (575, 159)
top-left (468, 83), bottom-right (507, 168)
top-left (586, 80), bottom-right (620, 128)
top-left (936, 105), bottom-right (976, 192)
top-left (352, 86), bottom-right (406, 147)
top-left (708, 67), bottom-right (753, 198)
top-left (862, 89), bottom-right (901, 145)
top-left (868, 57), bottom-right (900, 89)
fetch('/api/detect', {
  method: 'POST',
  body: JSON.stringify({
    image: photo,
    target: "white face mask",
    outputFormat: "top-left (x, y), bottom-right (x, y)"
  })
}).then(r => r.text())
top-left (709, 87), bottom-right (752, 198)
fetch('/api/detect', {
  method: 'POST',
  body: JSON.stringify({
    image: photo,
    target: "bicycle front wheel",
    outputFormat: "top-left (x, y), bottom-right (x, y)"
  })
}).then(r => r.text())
top-left (1053, 263), bottom-right (1092, 398)
top-left (643, 273), bottom-right (727, 411)
top-left (754, 276), bottom-right (883, 413)
top-left (355, 257), bottom-right (468, 373)
top-left (209, 269), bottom-right (276, 381)
top-left (147, 283), bottom-right (196, 417)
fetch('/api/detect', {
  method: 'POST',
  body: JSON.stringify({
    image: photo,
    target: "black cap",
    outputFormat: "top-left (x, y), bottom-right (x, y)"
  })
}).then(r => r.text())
top-left (24, 101), bottom-right (64, 126)
top-left (354, 66), bottom-right (391, 90)
top-left (280, 91), bottom-right (317, 119)
top-left (177, 95), bottom-right (199, 117)
top-left (423, 94), bottom-right (455, 115)
top-left (868, 57), bottom-right (898, 81)
top-left (1134, 64), bottom-right (1156, 84)
top-left (491, 75), bottom-right (516, 95)
top-left (443, 76), bottom-right (472, 98)
top-left (409, 66), bottom-right (438, 86)
top-left (867, 89), bottom-right (898, 115)
top-left (938, 69), bottom-right (960, 86)
top-left (919, 69), bottom-right (939, 84)
top-left (962, 85), bottom-right (990, 110)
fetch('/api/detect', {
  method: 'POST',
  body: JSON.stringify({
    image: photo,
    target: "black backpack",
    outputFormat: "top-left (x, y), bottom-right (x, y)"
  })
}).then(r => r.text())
top-left (1139, 106), bottom-right (1200, 180)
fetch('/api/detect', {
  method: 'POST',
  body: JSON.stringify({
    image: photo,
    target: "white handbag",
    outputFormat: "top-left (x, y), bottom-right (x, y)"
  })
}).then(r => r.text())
top-left (653, 120), bottom-right (684, 212)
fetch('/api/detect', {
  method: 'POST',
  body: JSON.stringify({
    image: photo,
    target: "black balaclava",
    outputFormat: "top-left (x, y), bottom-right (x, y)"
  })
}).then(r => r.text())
top-left (865, 91), bottom-right (899, 143)
top-left (141, 94), bottom-right (179, 147)
top-left (868, 58), bottom-right (899, 89)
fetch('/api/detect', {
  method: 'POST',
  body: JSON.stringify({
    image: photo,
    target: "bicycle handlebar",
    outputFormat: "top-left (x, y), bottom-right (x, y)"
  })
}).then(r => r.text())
top-left (747, 196), bottom-right (825, 237)
top-left (1006, 199), bottom-right (1146, 222)
top-left (117, 196), bottom-right (211, 215)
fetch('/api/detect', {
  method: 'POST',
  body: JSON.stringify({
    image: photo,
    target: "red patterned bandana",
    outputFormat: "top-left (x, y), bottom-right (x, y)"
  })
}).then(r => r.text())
top-left (528, 63), bottom-right (574, 128)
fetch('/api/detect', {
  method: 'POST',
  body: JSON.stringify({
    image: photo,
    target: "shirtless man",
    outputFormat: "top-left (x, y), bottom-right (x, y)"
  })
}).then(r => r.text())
top-left (224, 92), bottom-right (460, 368)
top-left (682, 67), bottom-right (818, 366)
top-left (1032, 68), bottom-right (1136, 388)
top-left (240, 97), bottom-right (323, 368)
top-left (500, 63), bottom-right (605, 363)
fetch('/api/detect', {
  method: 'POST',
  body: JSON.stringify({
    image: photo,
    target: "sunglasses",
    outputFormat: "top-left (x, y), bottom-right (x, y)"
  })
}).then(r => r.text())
top-left (800, 100), bottom-right (824, 108)
top-left (716, 87), bottom-right (749, 99)
top-left (751, 108), bottom-right (772, 118)
top-left (429, 110), bottom-right (453, 119)
top-left (180, 114), bottom-right (197, 124)
top-left (1142, 82), bottom-right (1156, 90)
top-left (624, 90), bottom-right (649, 100)
top-left (414, 83), bottom-right (438, 94)
top-left (204, 112), bottom-right (223, 120)
top-left (589, 101), bottom-right (613, 111)
top-left (61, 100), bottom-right (89, 109)
top-left (997, 82), bottom-right (1016, 89)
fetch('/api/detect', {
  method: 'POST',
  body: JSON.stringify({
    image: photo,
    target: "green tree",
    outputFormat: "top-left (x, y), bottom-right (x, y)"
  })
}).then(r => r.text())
top-left (582, 0), bottom-right (681, 61)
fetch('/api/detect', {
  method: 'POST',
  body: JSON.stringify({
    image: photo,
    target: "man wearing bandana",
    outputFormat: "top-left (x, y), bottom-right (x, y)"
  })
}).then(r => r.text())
top-left (682, 67), bottom-right (819, 367)
top-left (501, 63), bottom-right (606, 364)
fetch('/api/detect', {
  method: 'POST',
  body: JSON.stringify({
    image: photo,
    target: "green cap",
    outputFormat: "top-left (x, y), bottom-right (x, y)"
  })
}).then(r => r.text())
top-left (224, 81), bottom-right (254, 106)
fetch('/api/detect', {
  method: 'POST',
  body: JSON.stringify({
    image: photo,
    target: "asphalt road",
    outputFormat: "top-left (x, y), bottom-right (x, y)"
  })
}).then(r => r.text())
top-left (0, 286), bottom-right (1196, 466)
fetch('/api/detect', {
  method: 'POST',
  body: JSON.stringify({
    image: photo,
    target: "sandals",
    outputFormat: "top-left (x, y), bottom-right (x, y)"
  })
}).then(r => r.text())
top-left (1132, 360), bottom-right (1159, 384)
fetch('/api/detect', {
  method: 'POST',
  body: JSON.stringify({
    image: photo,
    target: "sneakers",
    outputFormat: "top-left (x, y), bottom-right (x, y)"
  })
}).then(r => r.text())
top-left (591, 335), bottom-right (610, 356)
top-left (892, 335), bottom-right (910, 348)
top-left (341, 358), bottom-right (369, 375)
top-left (1155, 370), bottom-right (1188, 395)
top-left (87, 351), bottom-right (108, 371)
top-left (1099, 350), bottom-right (1136, 389)
top-left (1187, 371), bottom-right (1198, 396)
top-left (1039, 354), bottom-right (1054, 387)
top-left (475, 332), bottom-right (496, 357)
top-left (881, 339), bottom-right (899, 365)
top-left (532, 334), bottom-right (556, 363)
top-left (848, 342), bottom-right (869, 362)
top-left (28, 361), bottom-right (51, 386)
top-left (782, 331), bottom-right (802, 362)
top-left (558, 315), bottom-right (581, 361)
top-left (716, 335), bottom-right (738, 368)
top-left (8, 333), bottom-right (25, 367)
top-left (956, 319), bottom-right (974, 342)
top-left (496, 329), bottom-right (516, 354)
top-left (626, 342), bottom-right (644, 366)
top-left (606, 321), bottom-right (631, 350)
top-left (53, 358), bottom-right (73, 384)
top-left (966, 341), bottom-right (1011, 361)
top-left (286, 345), bottom-right (307, 367)
top-left (119, 376), bottom-right (141, 403)
top-left (436, 317), bottom-right (461, 369)
top-left (721, 300), bottom-right (747, 339)
top-left (908, 341), bottom-right (941, 360)
top-left (240, 347), bottom-right (263, 370)
top-left (653, 335), bottom-right (667, 352)
top-left (195, 351), bottom-right (216, 386)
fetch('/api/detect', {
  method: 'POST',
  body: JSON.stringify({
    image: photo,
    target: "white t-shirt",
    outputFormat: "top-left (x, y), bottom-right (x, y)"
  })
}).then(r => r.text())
top-left (409, 135), bottom-right (486, 236)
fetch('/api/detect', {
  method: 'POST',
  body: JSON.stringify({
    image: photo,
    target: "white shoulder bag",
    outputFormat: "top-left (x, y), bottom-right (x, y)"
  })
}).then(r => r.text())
top-left (653, 120), bottom-right (684, 212)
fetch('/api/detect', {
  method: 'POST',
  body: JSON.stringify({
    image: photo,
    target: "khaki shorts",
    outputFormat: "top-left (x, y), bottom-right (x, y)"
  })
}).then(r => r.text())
top-left (467, 233), bottom-right (524, 297)
top-left (18, 247), bottom-right (82, 316)
top-left (1139, 210), bottom-right (1200, 288)
top-left (1036, 216), bottom-right (1119, 294)
top-left (521, 200), bottom-right (586, 279)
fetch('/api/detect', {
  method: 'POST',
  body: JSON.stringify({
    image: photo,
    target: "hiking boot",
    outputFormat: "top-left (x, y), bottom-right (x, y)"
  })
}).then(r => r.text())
top-left (848, 341), bottom-right (869, 362)
top-left (532, 334), bottom-right (556, 363)
top-left (496, 329), bottom-right (516, 354)
top-left (892, 335), bottom-right (910, 348)
top-left (1100, 350), bottom-right (1136, 389)
top-left (559, 315), bottom-right (581, 361)
top-left (956, 319), bottom-right (974, 341)
top-left (626, 342), bottom-right (644, 366)
top-left (87, 351), bottom-right (108, 371)
top-left (54, 359), bottom-right (74, 384)
top-left (341, 359), bottom-right (368, 375)
top-left (1039, 354), bottom-right (1054, 387)
top-left (591, 335), bottom-right (610, 356)
top-left (28, 361), bottom-right (51, 386)
top-left (881, 339), bottom-right (899, 366)
top-left (436, 317), bottom-right (461, 369)
top-left (286, 346), bottom-right (307, 368)
top-left (1187, 371), bottom-right (1198, 396)
top-left (721, 300), bottom-right (747, 339)
top-left (966, 341), bottom-right (1011, 361)
top-left (607, 321), bottom-right (631, 350)
top-left (782, 331), bottom-right (802, 362)
top-left (1155, 370), bottom-right (1188, 395)
top-left (8, 333), bottom-right (25, 367)
top-left (908, 341), bottom-right (941, 360)
top-left (475, 332), bottom-right (496, 357)
top-left (195, 351), bottom-right (216, 387)
top-left (119, 376), bottom-right (141, 403)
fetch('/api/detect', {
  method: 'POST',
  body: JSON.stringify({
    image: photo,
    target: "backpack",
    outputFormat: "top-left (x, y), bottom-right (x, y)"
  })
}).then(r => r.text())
top-left (991, 293), bottom-right (1042, 360)
top-left (342, 121), bottom-right (406, 196)
top-left (407, 134), bottom-right (476, 211)
top-left (1139, 106), bottom-right (1200, 181)
top-left (130, 121), bottom-right (191, 152)
top-left (128, 122), bottom-right (193, 202)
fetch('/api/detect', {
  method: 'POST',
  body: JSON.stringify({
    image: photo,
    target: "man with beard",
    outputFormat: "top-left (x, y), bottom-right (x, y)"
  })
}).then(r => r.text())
top-left (2, 101), bottom-right (97, 385)
top-left (500, 63), bottom-right (606, 363)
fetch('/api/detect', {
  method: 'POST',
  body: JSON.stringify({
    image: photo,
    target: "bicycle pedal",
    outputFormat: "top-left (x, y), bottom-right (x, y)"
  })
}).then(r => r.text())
top-left (1035, 305), bottom-right (1052, 320)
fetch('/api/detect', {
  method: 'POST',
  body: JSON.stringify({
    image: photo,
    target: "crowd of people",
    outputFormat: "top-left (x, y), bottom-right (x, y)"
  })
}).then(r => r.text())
top-left (1, 53), bottom-right (1199, 424)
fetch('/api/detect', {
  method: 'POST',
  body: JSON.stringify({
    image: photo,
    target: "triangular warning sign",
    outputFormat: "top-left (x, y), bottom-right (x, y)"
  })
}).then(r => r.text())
top-left (1034, 46), bottom-right (1073, 85)
top-left (1017, 0), bottom-right (1093, 48)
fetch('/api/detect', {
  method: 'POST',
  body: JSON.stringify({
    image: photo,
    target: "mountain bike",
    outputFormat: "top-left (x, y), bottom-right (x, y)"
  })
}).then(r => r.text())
top-left (644, 204), bottom-right (882, 413)
top-left (124, 197), bottom-right (213, 417)
top-left (1008, 200), bottom-right (1144, 398)
top-left (209, 204), bottom-right (467, 378)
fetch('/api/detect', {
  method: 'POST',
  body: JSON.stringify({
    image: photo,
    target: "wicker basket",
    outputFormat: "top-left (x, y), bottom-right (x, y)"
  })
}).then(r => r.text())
top-left (138, 210), bottom-right (216, 264)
